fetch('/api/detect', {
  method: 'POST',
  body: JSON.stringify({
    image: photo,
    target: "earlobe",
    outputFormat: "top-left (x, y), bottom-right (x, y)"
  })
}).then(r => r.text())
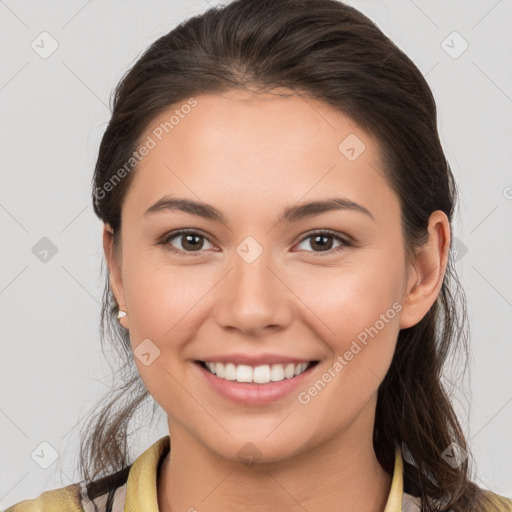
top-left (117, 309), bottom-right (129, 329)
top-left (399, 211), bottom-right (450, 330)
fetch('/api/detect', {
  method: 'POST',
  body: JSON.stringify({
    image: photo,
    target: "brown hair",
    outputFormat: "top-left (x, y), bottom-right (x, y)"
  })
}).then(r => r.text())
top-left (81, 0), bottom-right (505, 510)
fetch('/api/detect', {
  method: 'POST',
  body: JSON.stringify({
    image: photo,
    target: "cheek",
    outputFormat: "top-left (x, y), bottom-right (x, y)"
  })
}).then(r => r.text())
top-left (292, 255), bottom-right (402, 393)
top-left (122, 252), bottom-right (212, 338)
top-left (294, 270), bottom-right (401, 426)
top-left (119, 262), bottom-right (221, 409)
top-left (120, 261), bottom-right (204, 415)
top-left (290, 254), bottom-right (402, 338)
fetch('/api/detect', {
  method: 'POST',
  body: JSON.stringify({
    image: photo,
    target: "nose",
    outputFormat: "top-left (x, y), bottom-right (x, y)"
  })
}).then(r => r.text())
top-left (213, 249), bottom-right (293, 336)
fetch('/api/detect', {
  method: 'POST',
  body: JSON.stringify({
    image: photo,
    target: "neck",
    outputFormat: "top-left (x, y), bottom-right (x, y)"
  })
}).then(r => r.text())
top-left (157, 402), bottom-right (392, 512)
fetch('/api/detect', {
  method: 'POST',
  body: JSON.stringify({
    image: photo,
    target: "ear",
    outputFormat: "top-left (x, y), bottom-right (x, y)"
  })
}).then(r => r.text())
top-left (103, 223), bottom-right (129, 329)
top-left (399, 210), bottom-right (451, 330)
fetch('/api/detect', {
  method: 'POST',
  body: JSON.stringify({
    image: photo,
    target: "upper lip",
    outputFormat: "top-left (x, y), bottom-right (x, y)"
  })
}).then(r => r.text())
top-left (197, 353), bottom-right (317, 366)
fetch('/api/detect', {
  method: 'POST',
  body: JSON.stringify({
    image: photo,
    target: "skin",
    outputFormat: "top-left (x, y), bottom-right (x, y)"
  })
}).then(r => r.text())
top-left (103, 88), bottom-right (450, 512)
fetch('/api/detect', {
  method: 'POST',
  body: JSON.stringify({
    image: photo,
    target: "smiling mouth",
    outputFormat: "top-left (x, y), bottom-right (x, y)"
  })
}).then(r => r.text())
top-left (196, 360), bottom-right (319, 384)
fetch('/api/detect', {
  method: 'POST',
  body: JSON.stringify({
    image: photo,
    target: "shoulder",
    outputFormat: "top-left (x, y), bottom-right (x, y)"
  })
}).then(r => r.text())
top-left (3, 479), bottom-right (128, 512)
top-left (481, 489), bottom-right (512, 511)
top-left (4, 461), bottom-right (133, 512)
top-left (3, 483), bottom-right (84, 512)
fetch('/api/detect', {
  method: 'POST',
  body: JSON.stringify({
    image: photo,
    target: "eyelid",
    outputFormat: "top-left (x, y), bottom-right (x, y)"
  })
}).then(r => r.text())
top-left (160, 228), bottom-right (217, 256)
top-left (160, 228), bottom-right (352, 256)
top-left (293, 229), bottom-right (352, 255)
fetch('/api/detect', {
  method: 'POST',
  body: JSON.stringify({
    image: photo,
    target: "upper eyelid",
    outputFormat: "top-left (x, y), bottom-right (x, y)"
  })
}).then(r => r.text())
top-left (163, 229), bottom-right (349, 250)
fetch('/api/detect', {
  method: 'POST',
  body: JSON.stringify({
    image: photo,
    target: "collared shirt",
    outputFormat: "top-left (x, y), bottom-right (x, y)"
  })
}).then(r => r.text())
top-left (5, 435), bottom-right (511, 512)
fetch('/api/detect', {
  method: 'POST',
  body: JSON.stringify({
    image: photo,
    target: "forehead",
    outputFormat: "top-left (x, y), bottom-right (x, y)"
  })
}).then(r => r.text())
top-left (123, 90), bottom-right (400, 229)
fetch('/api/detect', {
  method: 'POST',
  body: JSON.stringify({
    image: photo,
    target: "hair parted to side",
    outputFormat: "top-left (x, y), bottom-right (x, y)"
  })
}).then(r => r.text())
top-left (81, 1), bottom-right (506, 510)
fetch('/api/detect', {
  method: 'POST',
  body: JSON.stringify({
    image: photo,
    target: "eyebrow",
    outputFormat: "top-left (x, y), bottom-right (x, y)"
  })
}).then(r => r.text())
top-left (143, 195), bottom-right (375, 224)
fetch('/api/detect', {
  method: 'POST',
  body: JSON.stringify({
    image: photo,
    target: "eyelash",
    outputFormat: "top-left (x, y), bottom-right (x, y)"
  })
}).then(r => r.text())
top-left (159, 229), bottom-right (352, 257)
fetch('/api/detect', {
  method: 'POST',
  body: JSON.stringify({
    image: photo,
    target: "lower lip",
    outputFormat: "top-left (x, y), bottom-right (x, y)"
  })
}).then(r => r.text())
top-left (195, 361), bottom-right (319, 406)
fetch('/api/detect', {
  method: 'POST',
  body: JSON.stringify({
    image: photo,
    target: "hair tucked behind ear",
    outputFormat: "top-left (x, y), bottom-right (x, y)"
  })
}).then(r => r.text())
top-left (81, 1), bottom-right (509, 510)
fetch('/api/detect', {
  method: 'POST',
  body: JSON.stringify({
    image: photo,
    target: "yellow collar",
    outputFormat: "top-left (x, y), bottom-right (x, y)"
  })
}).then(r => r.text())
top-left (384, 445), bottom-right (404, 512)
top-left (124, 436), bottom-right (405, 512)
top-left (124, 435), bottom-right (169, 512)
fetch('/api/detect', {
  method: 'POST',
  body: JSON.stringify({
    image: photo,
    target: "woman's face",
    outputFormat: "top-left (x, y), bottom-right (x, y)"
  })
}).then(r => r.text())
top-left (105, 89), bottom-right (441, 463)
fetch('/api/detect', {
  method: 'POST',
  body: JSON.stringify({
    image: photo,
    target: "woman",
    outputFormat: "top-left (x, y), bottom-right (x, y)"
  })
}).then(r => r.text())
top-left (6, 0), bottom-right (511, 511)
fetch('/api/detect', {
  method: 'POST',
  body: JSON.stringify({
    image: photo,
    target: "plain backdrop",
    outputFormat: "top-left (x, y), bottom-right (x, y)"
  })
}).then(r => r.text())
top-left (1, 0), bottom-right (511, 509)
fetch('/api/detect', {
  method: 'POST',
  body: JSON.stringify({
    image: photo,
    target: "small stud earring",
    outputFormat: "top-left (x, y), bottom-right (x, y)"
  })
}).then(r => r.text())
top-left (117, 310), bottom-right (127, 319)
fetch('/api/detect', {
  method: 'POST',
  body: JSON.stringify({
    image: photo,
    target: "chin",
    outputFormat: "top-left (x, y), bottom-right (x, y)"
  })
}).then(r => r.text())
top-left (200, 428), bottom-right (311, 466)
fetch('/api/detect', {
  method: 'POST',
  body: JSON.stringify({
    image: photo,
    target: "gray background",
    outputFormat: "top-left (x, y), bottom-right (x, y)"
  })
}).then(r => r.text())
top-left (1, 0), bottom-right (511, 508)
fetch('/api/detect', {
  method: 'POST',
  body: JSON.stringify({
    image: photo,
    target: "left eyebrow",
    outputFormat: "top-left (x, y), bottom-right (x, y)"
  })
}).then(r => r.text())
top-left (143, 195), bottom-right (376, 224)
top-left (279, 197), bottom-right (375, 224)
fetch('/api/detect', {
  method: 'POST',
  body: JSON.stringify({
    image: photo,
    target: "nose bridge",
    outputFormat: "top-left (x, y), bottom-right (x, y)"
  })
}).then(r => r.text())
top-left (231, 241), bottom-right (276, 303)
top-left (215, 239), bottom-right (290, 334)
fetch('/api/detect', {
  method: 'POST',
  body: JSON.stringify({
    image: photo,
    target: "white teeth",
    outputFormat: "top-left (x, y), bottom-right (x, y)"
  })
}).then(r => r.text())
top-left (270, 364), bottom-right (284, 381)
top-left (214, 362), bottom-right (225, 378)
top-left (253, 365), bottom-right (271, 384)
top-left (236, 364), bottom-right (253, 383)
top-left (202, 361), bottom-right (312, 383)
top-left (284, 363), bottom-right (296, 379)
top-left (225, 363), bottom-right (237, 380)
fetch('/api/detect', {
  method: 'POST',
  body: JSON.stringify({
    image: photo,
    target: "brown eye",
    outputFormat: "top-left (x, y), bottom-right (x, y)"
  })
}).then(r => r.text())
top-left (180, 233), bottom-right (205, 251)
top-left (162, 230), bottom-right (215, 255)
top-left (295, 230), bottom-right (350, 255)
top-left (310, 234), bottom-right (335, 251)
